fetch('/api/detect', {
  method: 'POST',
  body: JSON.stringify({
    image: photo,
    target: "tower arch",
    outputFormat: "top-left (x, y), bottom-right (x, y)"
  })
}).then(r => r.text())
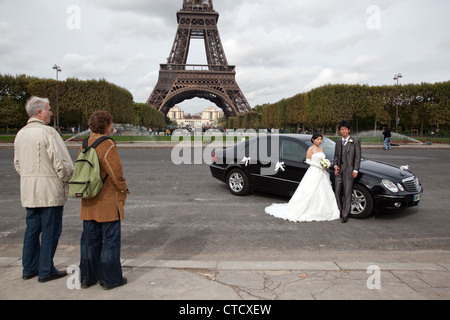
top-left (159, 87), bottom-right (235, 118)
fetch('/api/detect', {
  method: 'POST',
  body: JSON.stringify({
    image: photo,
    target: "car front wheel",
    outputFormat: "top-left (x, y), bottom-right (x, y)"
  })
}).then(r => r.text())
top-left (349, 184), bottom-right (374, 219)
top-left (226, 168), bottom-right (250, 196)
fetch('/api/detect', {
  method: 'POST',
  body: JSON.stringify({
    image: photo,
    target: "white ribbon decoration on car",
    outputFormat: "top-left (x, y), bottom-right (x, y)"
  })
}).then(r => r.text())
top-left (241, 157), bottom-right (251, 166)
top-left (400, 165), bottom-right (409, 171)
top-left (274, 162), bottom-right (285, 172)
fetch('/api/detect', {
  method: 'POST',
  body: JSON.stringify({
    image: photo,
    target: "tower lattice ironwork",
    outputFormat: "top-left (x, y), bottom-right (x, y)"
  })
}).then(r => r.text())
top-left (146, 0), bottom-right (252, 118)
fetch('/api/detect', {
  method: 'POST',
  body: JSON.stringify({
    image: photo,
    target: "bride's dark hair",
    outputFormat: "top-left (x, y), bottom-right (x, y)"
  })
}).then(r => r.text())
top-left (311, 132), bottom-right (323, 143)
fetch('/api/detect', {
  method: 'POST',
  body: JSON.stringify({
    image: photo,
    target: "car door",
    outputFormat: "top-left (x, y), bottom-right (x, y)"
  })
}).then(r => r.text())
top-left (275, 138), bottom-right (309, 196)
top-left (245, 136), bottom-right (274, 191)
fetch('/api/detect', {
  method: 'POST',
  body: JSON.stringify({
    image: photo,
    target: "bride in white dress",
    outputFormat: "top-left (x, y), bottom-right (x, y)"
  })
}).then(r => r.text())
top-left (265, 133), bottom-right (340, 222)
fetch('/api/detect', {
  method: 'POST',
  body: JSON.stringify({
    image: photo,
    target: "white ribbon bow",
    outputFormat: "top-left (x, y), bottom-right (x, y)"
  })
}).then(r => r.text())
top-left (400, 165), bottom-right (409, 171)
top-left (241, 157), bottom-right (251, 166)
top-left (274, 162), bottom-right (285, 172)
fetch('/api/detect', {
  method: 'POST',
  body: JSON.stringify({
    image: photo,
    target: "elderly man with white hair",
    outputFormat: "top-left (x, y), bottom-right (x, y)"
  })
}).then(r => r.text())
top-left (14, 96), bottom-right (74, 283)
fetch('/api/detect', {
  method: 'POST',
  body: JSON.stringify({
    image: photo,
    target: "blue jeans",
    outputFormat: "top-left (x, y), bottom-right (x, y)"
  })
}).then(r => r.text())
top-left (384, 137), bottom-right (391, 150)
top-left (80, 220), bottom-right (123, 287)
top-left (22, 206), bottom-right (63, 278)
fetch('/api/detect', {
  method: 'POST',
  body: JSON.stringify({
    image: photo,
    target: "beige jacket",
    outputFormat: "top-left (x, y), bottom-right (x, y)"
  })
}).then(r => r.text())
top-left (14, 118), bottom-right (74, 208)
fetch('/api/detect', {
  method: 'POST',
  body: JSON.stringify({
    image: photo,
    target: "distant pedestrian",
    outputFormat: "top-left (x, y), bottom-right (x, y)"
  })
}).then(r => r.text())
top-left (14, 96), bottom-right (74, 282)
top-left (383, 126), bottom-right (391, 150)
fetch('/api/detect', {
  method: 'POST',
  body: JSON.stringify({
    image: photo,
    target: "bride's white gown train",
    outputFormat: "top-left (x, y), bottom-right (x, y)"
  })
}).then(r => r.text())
top-left (265, 152), bottom-right (340, 222)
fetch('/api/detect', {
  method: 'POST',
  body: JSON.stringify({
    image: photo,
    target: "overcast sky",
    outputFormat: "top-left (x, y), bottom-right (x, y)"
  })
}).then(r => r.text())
top-left (1, 0), bottom-right (449, 114)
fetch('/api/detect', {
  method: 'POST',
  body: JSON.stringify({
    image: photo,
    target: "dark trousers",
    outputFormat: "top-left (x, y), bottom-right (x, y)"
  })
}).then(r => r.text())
top-left (22, 206), bottom-right (63, 278)
top-left (80, 220), bottom-right (123, 287)
top-left (334, 173), bottom-right (353, 219)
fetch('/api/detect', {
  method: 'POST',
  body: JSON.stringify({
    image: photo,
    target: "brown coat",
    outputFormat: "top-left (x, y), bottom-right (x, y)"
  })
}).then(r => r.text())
top-left (80, 133), bottom-right (129, 222)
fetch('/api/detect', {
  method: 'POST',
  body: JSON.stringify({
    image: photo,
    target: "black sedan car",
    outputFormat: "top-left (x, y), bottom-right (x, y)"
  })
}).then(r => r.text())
top-left (209, 134), bottom-right (422, 219)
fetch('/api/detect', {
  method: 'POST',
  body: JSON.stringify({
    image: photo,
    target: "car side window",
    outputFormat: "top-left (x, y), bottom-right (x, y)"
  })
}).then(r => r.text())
top-left (245, 136), bottom-right (272, 158)
top-left (280, 140), bottom-right (306, 162)
top-left (304, 137), bottom-right (335, 162)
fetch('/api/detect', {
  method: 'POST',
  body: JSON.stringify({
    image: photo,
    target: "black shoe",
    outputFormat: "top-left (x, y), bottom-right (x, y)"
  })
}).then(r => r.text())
top-left (38, 270), bottom-right (67, 283)
top-left (80, 278), bottom-right (93, 289)
top-left (341, 217), bottom-right (348, 223)
top-left (80, 278), bottom-right (99, 289)
top-left (101, 277), bottom-right (127, 290)
top-left (22, 272), bottom-right (38, 280)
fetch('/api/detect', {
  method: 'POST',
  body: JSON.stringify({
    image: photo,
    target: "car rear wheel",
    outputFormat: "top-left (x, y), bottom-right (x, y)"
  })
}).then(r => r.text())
top-left (349, 184), bottom-right (374, 219)
top-left (227, 168), bottom-right (250, 196)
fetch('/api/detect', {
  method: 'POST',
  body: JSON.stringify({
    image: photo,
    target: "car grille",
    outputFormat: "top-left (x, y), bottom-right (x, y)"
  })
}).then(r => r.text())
top-left (402, 176), bottom-right (420, 192)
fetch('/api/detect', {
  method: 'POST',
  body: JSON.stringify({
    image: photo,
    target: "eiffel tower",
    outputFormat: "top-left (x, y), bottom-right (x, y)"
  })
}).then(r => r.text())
top-left (146, 0), bottom-right (252, 118)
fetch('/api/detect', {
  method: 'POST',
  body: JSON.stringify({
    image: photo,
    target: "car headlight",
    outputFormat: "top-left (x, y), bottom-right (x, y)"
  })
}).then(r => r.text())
top-left (397, 183), bottom-right (405, 192)
top-left (382, 179), bottom-right (399, 193)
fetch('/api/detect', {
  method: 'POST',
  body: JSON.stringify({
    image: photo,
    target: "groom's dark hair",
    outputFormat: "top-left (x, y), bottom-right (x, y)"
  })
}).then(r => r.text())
top-left (338, 121), bottom-right (351, 130)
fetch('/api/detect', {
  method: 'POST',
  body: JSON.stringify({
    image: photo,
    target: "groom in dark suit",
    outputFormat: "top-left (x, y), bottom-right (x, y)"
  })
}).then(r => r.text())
top-left (334, 121), bottom-right (361, 223)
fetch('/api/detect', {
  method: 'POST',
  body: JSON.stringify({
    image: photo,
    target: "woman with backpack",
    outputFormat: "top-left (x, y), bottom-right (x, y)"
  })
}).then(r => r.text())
top-left (78, 111), bottom-right (130, 290)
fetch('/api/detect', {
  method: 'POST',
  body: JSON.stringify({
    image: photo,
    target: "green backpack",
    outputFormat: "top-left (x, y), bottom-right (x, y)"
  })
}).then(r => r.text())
top-left (68, 136), bottom-right (114, 199)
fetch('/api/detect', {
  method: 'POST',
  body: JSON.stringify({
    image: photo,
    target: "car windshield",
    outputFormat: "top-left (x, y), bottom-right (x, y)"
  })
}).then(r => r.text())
top-left (305, 137), bottom-right (336, 162)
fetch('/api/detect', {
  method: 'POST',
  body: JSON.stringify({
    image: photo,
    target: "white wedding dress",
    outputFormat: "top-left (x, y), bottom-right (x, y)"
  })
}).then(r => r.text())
top-left (265, 152), bottom-right (340, 222)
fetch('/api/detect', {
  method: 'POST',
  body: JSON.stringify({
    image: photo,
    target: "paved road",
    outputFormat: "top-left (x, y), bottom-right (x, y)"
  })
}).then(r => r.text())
top-left (1, 147), bottom-right (450, 263)
top-left (1, 145), bottom-right (450, 301)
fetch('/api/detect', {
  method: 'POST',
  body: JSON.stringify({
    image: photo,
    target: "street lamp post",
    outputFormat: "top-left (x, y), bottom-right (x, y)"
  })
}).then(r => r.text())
top-left (52, 64), bottom-right (62, 130)
top-left (393, 73), bottom-right (402, 133)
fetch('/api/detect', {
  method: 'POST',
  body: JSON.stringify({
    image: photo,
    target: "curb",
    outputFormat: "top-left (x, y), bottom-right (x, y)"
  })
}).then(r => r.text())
top-left (2, 257), bottom-right (448, 272)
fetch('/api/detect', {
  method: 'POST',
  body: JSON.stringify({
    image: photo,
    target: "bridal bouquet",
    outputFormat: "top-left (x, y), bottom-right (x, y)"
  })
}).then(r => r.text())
top-left (320, 158), bottom-right (331, 170)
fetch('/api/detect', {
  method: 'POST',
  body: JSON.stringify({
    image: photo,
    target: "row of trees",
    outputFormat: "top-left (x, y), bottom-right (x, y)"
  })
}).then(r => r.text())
top-left (228, 82), bottom-right (450, 135)
top-left (3, 74), bottom-right (448, 136)
top-left (0, 74), bottom-right (166, 132)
